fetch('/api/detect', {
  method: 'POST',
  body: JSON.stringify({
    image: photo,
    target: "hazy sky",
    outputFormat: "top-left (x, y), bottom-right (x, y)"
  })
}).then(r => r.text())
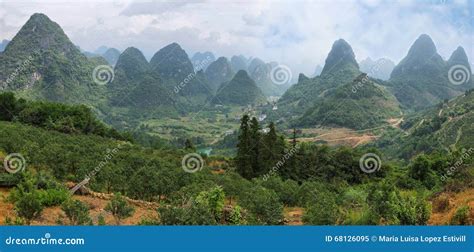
top-left (0, 0), bottom-right (472, 76)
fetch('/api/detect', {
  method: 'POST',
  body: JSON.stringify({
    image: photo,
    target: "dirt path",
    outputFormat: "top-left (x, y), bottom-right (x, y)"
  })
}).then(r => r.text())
top-left (429, 188), bottom-right (474, 225)
top-left (290, 117), bottom-right (404, 147)
top-left (0, 187), bottom-right (158, 225)
top-left (284, 207), bottom-right (304, 225)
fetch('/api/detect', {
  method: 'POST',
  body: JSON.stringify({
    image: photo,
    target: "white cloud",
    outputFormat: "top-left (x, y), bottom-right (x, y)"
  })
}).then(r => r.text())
top-left (0, 0), bottom-right (471, 76)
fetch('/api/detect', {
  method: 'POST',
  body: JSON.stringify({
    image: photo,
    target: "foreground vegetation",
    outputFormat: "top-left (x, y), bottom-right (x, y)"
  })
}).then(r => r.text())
top-left (1, 94), bottom-right (472, 226)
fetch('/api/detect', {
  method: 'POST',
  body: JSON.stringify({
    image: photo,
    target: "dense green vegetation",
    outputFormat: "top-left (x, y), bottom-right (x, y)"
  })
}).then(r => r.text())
top-left (297, 73), bottom-right (401, 129)
top-left (1, 87), bottom-right (472, 226)
top-left (0, 13), bottom-right (472, 227)
top-left (373, 89), bottom-right (474, 159)
top-left (0, 92), bottom-right (128, 140)
top-left (384, 34), bottom-right (473, 110)
top-left (214, 70), bottom-right (266, 106)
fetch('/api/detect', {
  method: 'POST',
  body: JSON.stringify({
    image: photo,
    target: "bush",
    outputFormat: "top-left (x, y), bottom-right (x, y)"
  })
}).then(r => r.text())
top-left (195, 186), bottom-right (225, 222)
top-left (228, 205), bottom-right (244, 225)
top-left (61, 199), bottom-right (91, 225)
top-left (97, 214), bottom-right (106, 226)
top-left (239, 185), bottom-right (283, 225)
top-left (450, 205), bottom-right (471, 225)
top-left (9, 174), bottom-right (43, 225)
top-left (158, 202), bottom-right (217, 225)
top-left (366, 181), bottom-right (402, 224)
top-left (398, 194), bottom-right (431, 225)
top-left (14, 191), bottom-right (43, 225)
top-left (259, 176), bottom-right (299, 206)
top-left (105, 193), bottom-right (135, 225)
top-left (302, 190), bottom-right (340, 225)
top-left (39, 188), bottom-right (70, 207)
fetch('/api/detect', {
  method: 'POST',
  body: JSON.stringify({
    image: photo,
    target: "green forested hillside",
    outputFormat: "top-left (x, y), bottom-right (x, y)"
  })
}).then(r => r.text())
top-left (298, 73), bottom-right (401, 129)
top-left (214, 70), bottom-right (266, 106)
top-left (205, 57), bottom-right (234, 93)
top-left (0, 13), bottom-right (106, 104)
top-left (384, 34), bottom-right (473, 110)
top-left (374, 89), bottom-right (474, 159)
top-left (274, 39), bottom-right (400, 130)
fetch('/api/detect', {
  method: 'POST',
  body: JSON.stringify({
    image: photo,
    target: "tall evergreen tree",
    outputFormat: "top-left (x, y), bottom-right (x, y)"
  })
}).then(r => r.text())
top-left (249, 117), bottom-right (262, 176)
top-left (261, 122), bottom-right (277, 174)
top-left (291, 128), bottom-right (297, 149)
top-left (236, 115), bottom-right (253, 179)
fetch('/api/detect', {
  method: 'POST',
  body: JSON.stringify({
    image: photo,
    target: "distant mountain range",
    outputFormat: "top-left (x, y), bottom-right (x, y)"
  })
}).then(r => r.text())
top-left (1, 13), bottom-right (472, 131)
top-left (276, 39), bottom-right (401, 129)
top-left (359, 57), bottom-right (395, 80)
top-left (384, 34), bottom-right (473, 110)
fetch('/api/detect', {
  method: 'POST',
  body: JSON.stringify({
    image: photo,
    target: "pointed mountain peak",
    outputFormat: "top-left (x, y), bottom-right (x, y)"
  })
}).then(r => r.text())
top-left (191, 51), bottom-right (215, 70)
top-left (230, 55), bottom-right (248, 72)
top-left (448, 46), bottom-right (470, 66)
top-left (28, 13), bottom-right (52, 24)
top-left (407, 34), bottom-right (437, 59)
top-left (205, 56), bottom-right (234, 92)
top-left (114, 47), bottom-right (150, 82)
top-left (4, 13), bottom-right (77, 57)
top-left (150, 42), bottom-right (194, 82)
top-left (121, 47), bottom-right (146, 59)
top-left (321, 39), bottom-right (358, 76)
top-left (102, 48), bottom-right (121, 65)
top-left (390, 34), bottom-right (444, 79)
top-left (214, 70), bottom-right (265, 105)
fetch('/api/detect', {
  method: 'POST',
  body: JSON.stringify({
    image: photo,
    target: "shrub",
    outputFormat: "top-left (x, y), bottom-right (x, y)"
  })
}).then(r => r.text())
top-left (61, 199), bottom-right (91, 225)
top-left (398, 191), bottom-right (431, 225)
top-left (239, 185), bottom-right (283, 225)
top-left (97, 214), bottom-right (106, 226)
top-left (39, 188), bottom-right (70, 207)
top-left (4, 216), bottom-right (25, 225)
top-left (9, 174), bottom-right (43, 225)
top-left (195, 186), bottom-right (225, 222)
top-left (302, 190), bottom-right (340, 225)
top-left (158, 202), bottom-right (217, 225)
top-left (105, 193), bottom-right (135, 225)
top-left (259, 176), bottom-right (299, 206)
top-left (450, 205), bottom-right (471, 225)
top-left (228, 205), bottom-right (243, 225)
top-left (14, 191), bottom-right (43, 225)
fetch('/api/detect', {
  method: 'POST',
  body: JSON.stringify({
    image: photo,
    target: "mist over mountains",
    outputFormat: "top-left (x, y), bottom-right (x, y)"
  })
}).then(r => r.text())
top-left (0, 13), bottom-right (472, 131)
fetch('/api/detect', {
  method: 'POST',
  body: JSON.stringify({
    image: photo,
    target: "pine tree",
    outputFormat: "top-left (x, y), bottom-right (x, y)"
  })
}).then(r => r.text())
top-left (291, 128), bottom-right (297, 149)
top-left (249, 117), bottom-right (262, 176)
top-left (261, 122), bottom-right (279, 174)
top-left (236, 115), bottom-right (253, 179)
top-left (282, 128), bottom-right (299, 180)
